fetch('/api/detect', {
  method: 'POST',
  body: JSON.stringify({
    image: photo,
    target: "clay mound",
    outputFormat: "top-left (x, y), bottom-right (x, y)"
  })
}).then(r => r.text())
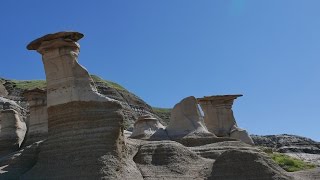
top-left (133, 141), bottom-right (213, 179)
top-left (209, 150), bottom-right (292, 180)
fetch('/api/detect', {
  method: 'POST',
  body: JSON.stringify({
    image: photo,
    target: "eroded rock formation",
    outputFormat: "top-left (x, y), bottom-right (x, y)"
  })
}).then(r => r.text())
top-left (130, 114), bottom-right (167, 139)
top-left (198, 95), bottom-right (254, 145)
top-left (0, 109), bottom-right (26, 157)
top-left (20, 31), bottom-right (133, 179)
top-left (22, 88), bottom-right (48, 146)
top-left (166, 96), bottom-right (213, 138)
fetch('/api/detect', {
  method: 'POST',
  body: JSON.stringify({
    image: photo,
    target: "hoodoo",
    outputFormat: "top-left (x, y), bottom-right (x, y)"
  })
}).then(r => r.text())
top-left (166, 96), bottom-right (213, 138)
top-left (22, 31), bottom-right (137, 179)
top-left (198, 95), bottom-right (254, 145)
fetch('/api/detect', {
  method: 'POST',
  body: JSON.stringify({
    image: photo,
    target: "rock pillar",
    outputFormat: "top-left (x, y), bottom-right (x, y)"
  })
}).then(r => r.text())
top-left (22, 88), bottom-right (48, 145)
top-left (166, 96), bottom-right (213, 138)
top-left (22, 32), bottom-right (139, 179)
top-left (198, 95), bottom-right (254, 145)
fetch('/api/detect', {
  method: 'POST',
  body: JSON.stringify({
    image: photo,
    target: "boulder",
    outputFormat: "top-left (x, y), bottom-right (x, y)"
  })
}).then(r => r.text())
top-left (166, 96), bottom-right (213, 138)
top-left (230, 125), bottom-right (254, 145)
top-left (0, 109), bottom-right (27, 157)
top-left (130, 114), bottom-right (167, 140)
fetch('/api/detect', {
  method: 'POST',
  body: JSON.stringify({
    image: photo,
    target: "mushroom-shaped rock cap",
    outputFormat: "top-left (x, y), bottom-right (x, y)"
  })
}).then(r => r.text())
top-left (134, 114), bottom-right (158, 125)
top-left (27, 31), bottom-right (84, 50)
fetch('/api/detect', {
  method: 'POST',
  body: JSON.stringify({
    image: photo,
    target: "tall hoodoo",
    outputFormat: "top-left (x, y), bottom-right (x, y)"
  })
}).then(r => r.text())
top-left (22, 32), bottom-right (136, 179)
top-left (22, 88), bottom-right (48, 145)
top-left (27, 31), bottom-right (114, 107)
top-left (198, 95), bottom-right (254, 145)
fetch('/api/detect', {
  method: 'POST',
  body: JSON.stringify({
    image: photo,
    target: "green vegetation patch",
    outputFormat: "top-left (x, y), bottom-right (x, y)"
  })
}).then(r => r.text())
top-left (12, 80), bottom-right (46, 90)
top-left (152, 107), bottom-right (172, 113)
top-left (90, 75), bottom-right (127, 91)
top-left (270, 152), bottom-right (316, 172)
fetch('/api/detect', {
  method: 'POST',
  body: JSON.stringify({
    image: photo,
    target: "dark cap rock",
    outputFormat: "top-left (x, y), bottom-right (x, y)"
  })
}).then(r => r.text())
top-left (27, 31), bottom-right (84, 50)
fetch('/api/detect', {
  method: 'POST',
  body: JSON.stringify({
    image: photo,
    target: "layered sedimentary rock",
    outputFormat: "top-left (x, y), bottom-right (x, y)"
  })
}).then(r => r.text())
top-left (22, 88), bottom-right (48, 145)
top-left (0, 109), bottom-right (26, 157)
top-left (166, 96), bottom-right (213, 138)
top-left (198, 95), bottom-right (254, 145)
top-left (27, 31), bottom-right (114, 107)
top-left (20, 31), bottom-right (135, 179)
top-left (130, 114), bottom-right (166, 139)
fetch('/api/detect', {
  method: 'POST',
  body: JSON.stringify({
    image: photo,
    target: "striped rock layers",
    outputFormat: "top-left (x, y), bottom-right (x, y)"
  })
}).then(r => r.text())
top-left (22, 88), bottom-right (48, 146)
top-left (22, 31), bottom-right (132, 179)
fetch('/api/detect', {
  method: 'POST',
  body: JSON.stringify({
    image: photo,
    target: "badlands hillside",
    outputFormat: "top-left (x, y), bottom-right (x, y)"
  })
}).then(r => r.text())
top-left (0, 31), bottom-right (319, 179)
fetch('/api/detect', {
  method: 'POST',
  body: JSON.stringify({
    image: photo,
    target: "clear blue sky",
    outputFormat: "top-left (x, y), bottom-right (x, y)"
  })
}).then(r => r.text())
top-left (0, 1), bottom-right (319, 141)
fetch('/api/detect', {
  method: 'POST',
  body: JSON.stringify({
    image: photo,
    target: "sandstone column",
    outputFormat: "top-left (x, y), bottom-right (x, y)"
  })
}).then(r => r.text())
top-left (26, 31), bottom-right (114, 107)
top-left (198, 95), bottom-right (241, 137)
top-left (23, 32), bottom-right (142, 179)
top-left (198, 95), bottom-right (254, 145)
top-left (22, 88), bottom-right (48, 145)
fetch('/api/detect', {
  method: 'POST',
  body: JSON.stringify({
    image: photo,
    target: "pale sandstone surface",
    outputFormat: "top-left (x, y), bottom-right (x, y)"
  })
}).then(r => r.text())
top-left (230, 125), bottom-right (254, 145)
top-left (166, 96), bottom-right (213, 138)
top-left (22, 88), bottom-right (48, 146)
top-left (130, 114), bottom-right (167, 139)
top-left (0, 109), bottom-right (26, 157)
top-left (198, 95), bottom-right (254, 145)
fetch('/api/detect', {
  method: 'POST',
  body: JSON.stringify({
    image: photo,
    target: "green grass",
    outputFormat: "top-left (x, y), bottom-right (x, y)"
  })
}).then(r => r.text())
top-left (12, 80), bottom-right (46, 90)
top-left (270, 153), bottom-right (316, 172)
top-left (152, 107), bottom-right (172, 113)
top-left (90, 75), bottom-right (127, 91)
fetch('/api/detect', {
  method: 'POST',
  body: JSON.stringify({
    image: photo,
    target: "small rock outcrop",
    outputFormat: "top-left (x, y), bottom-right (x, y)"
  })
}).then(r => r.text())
top-left (130, 114), bottom-right (167, 139)
top-left (22, 88), bottom-right (48, 145)
top-left (166, 96), bottom-right (213, 138)
top-left (198, 95), bottom-right (254, 145)
top-left (0, 109), bottom-right (26, 157)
